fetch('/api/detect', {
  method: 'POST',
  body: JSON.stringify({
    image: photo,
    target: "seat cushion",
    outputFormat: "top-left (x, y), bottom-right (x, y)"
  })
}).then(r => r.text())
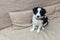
top-left (0, 17), bottom-right (60, 40)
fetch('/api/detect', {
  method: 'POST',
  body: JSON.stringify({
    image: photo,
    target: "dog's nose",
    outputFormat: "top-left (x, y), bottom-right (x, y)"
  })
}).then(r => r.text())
top-left (37, 16), bottom-right (39, 18)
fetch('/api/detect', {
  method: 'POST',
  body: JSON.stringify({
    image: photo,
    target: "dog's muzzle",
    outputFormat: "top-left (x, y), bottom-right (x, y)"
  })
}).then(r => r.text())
top-left (36, 18), bottom-right (43, 20)
top-left (36, 16), bottom-right (43, 20)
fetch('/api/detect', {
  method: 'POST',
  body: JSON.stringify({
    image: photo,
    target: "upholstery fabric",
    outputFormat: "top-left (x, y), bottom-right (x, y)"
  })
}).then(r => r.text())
top-left (0, 0), bottom-right (60, 29)
top-left (9, 10), bottom-right (32, 29)
top-left (0, 17), bottom-right (60, 40)
top-left (9, 3), bottom-right (60, 29)
top-left (0, 0), bottom-right (60, 40)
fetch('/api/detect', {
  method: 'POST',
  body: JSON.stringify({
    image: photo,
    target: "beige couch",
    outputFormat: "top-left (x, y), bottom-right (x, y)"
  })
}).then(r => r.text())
top-left (0, 0), bottom-right (60, 40)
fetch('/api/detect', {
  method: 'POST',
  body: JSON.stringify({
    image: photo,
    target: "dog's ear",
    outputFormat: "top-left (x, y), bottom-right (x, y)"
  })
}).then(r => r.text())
top-left (40, 8), bottom-right (46, 16)
top-left (42, 8), bottom-right (46, 14)
top-left (33, 7), bottom-right (38, 15)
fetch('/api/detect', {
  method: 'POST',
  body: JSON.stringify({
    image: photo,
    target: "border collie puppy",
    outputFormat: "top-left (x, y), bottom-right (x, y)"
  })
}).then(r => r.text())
top-left (30, 7), bottom-right (48, 33)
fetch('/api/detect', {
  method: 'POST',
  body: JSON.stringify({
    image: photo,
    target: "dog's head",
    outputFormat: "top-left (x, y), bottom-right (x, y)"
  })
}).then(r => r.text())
top-left (33, 7), bottom-right (46, 20)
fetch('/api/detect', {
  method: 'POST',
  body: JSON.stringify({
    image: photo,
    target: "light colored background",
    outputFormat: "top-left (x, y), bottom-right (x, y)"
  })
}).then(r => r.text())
top-left (0, 0), bottom-right (60, 29)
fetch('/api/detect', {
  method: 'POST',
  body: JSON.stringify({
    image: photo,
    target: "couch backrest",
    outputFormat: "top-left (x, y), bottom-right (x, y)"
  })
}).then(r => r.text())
top-left (0, 0), bottom-right (60, 29)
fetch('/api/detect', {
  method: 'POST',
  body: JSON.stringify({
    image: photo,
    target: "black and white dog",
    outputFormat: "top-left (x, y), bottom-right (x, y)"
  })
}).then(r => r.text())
top-left (30, 7), bottom-right (48, 32)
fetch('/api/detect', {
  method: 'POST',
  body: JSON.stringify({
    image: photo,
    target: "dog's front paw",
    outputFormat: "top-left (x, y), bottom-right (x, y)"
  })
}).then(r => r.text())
top-left (37, 29), bottom-right (40, 33)
top-left (30, 28), bottom-right (34, 32)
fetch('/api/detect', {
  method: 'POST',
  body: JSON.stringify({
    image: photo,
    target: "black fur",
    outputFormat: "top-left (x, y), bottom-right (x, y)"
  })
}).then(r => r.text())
top-left (33, 7), bottom-right (38, 15)
top-left (42, 16), bottom-right (48, 27)
top-left (39, 16), bottom-right (48, 27)
top-left (33, 7), bottom-right (46, 16)
top-left (40, 8), bottom-right (46, 16)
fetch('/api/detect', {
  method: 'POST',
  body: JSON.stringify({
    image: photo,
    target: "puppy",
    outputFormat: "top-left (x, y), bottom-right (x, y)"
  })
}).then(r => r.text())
top-left (30, 7), bottom-right (48, 32)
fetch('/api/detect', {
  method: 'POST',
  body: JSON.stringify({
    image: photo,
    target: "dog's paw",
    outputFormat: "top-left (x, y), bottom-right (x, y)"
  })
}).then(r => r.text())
top-left (30, 29), bottom-right (34, 32)
top-left (37, 29), bottom-right (40, 33)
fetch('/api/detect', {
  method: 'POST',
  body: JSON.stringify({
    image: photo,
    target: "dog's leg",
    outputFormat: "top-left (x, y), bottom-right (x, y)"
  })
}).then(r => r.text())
top-left (42, 22), bottom-right (48, 30)
top-left (37, 25), bottom-right (42, 33)
top-left (42, 27), bottom-right (45, 30)
top-left (30, 24), bottom-right (36, 32)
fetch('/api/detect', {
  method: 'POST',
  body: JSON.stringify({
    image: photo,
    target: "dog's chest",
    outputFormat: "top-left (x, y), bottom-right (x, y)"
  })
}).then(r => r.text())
top-left (33, 18), bottom-right (43, 25)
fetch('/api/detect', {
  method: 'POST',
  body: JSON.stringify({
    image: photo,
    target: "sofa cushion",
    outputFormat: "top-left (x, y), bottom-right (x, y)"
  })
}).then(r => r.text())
top-left (9, 10), bottom-right (32, 29)
top-left (44, 3), bottom-right (60, 20)
top-left (56, 3), bottom-right (60, 11)
top-left (7, 0), bottom-right (60, 10)
top-left (0, 0), bottom-right (60, 29)
top-left (0, 18), bottom-right (60, 40)
top-left (9, 3), bottom-right (60, 29)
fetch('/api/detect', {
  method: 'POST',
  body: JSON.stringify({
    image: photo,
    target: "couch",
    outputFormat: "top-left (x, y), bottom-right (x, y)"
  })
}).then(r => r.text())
top-left (0, 0), bottom-right (60, 40)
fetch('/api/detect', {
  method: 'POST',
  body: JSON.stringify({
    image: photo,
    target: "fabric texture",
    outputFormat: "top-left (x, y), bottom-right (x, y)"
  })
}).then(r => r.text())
top-left (45, 3), bottom-right (60, 20)
top-left (0, 0), bottom-right (60, 40)
top-left (9, 10), bottom-right (32, 29)
top-left (0, 17), bottom-right (60, 40)
top-left (0, 0), bottom-right (60, 29)
top-left (9, 3), bottom-right (60, 29)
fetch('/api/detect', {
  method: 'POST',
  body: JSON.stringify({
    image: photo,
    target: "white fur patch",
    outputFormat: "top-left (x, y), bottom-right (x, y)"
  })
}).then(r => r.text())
top-left (30, 15), bottom-right (43, 32)
top-left (37, 8), bottom-right (41, 13)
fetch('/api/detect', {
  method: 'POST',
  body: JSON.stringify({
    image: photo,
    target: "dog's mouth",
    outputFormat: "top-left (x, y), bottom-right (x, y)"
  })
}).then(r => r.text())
top-left (36, 16), bottom-right (44, 20)
top-left (36, 17), bottom-right (44, 20)
top-left (36, 18), bottom-right (42, 20)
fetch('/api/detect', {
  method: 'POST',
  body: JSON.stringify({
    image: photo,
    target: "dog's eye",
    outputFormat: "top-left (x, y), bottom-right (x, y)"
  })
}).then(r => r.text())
top-left (33, 7), bottom-right (38, 15)
top-left (40, 8), bottom-right (46, 16)
top-left (33, 10), bottom-right (38, 15)
top-left (40, 11), bottom-right (44, 16)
